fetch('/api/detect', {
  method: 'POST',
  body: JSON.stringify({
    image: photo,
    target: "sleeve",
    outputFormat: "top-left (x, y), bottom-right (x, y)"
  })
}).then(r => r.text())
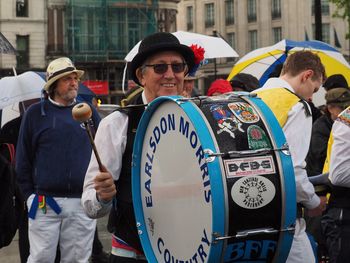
top-left (15, 112), bottom-right (35, 200)
top-left (329, 121), bottom-right (350, 187)
top-left (305, 119), bottom-right (329, 176)
top-left (283, 102), bottom-right (320, 209)
top-left (82, 111), bottom-right (128, 218)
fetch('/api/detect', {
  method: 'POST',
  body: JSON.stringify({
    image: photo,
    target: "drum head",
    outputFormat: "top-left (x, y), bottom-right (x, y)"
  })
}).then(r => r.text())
top-left (132, 96), bottom-right (225, 262)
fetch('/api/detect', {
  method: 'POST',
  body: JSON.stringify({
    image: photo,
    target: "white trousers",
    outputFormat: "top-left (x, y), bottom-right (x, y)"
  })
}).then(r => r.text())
top-left (27, 195), bottom-right (96, 263)
top-left (286, 218), bottom-right (316, 263)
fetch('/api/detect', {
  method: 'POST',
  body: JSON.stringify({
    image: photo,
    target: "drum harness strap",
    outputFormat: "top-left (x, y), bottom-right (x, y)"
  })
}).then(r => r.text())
top-left (107, 88), bottom-right (146, 257)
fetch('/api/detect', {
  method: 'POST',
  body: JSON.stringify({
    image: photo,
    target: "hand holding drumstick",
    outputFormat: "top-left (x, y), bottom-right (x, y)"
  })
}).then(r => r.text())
top-left (72, 103), bottom-right (116, 203)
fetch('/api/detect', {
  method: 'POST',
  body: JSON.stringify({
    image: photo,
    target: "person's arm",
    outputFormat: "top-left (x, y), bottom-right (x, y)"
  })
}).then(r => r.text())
top-left (305, 117), bottom-right (330, 176)
top-left (329, 121), bottom-right (350, 187)
top-left (284, 103), bottom-right (320, 209)
top-left (15, 111), bottom-right (35, 200)
top-left (82, 111), bottom-right (128, 218)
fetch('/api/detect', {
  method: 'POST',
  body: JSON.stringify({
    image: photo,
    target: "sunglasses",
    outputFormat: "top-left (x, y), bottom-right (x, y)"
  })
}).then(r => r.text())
top-left (144, 63), bottom-right (187, 74)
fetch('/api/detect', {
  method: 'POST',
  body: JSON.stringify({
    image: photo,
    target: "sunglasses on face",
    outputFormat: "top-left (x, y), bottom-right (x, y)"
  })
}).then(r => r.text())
top-left (144, 63), bottom-right (187, 74)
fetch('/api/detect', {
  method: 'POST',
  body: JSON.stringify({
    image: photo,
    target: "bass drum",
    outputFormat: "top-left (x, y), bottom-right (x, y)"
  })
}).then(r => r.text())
top-left (132, 93), bottom-right (296, 263)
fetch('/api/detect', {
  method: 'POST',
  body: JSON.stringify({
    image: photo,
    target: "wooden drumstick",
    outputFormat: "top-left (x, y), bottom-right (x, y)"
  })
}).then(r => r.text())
top-left (72, 102), bottom-right (104, 171)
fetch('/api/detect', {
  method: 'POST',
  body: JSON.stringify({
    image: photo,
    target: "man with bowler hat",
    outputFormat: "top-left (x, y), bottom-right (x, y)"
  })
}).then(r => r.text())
top-left (82, 32), bottom-right (195, 262)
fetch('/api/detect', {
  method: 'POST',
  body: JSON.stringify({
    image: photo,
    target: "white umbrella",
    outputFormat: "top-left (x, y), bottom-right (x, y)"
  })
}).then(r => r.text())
top-left (0, 71), bottom-right (45, 128)
top-left (0, 71), bottom-right (45, 110)
top-left (124, 31), bottom-right (239, 61)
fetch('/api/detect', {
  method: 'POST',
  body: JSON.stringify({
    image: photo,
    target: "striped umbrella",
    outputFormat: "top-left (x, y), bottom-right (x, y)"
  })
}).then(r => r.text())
top-left (228, 39), bottom-right (350, 87)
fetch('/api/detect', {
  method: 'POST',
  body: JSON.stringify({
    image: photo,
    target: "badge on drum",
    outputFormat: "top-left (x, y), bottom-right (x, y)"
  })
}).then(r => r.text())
top-left (228, 102), bottom-right (260, 123)
top-left (231, 175), bottom-right (276, 209)
top-left (247, 125), bottom-right (271, 149)
top-left (224, 155), bottom-right (275, 177)
top-left (210, 104), bottom-right (244, 139)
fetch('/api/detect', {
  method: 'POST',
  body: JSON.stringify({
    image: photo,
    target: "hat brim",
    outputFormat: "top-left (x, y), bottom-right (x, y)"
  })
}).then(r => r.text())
top-left (44, 69), bottom-right (84, 90)
top-left (130, 44), bottom-right (195, 86)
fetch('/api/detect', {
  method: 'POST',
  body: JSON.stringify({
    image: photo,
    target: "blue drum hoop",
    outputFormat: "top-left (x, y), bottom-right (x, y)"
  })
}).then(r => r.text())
top-left (132, 94), bottom-right (296, 262)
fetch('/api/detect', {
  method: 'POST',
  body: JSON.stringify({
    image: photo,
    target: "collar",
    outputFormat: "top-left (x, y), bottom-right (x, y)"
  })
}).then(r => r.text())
top-left (48, 96), bottom-right (76, 107)
top-left (261, 77), bottom-right (296, 94)
top-left (141, 91), bottom-right (148, 105)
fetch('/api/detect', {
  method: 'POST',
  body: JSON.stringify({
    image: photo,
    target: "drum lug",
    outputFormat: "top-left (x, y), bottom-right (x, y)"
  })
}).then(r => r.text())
top-left (136, 222), bottom-right (143, 235)
top-left (204, 149), bottom-right (216, 162)
top-left (281, 143), bottom-right (291, 156)
top-left (212, 232), bottom-right (222, 244)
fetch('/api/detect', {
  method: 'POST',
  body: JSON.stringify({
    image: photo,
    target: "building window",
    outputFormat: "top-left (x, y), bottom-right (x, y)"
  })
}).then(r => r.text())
top-left (247, 0), bottom-right (257, 22)
top-left (225, 0), bottom-right (234, 25)
top-left (16, 35), bottom-right (29, 68)
top-left (272, 27), bottom-right (282, 43)
top-left (227, 32), bottom-right (236, 49)
top-left (227, 32), bottom-right (236, 61)
top-left (16, 0), bottom-right (28, 17)
top-left (322, 24), bottom-right (330, 43)
top-left (205, 3), bottom-right (215, 28)
top-left (187, 6), bottom-right (193, 30)
top-left (271, 0), bottom-right (281, 19)
top-left (248, 30), bottom-right (258, 51)
top-left (312, 0), bottom-right (330, 16)
top-left (312, 23), bottom-right (330, 43)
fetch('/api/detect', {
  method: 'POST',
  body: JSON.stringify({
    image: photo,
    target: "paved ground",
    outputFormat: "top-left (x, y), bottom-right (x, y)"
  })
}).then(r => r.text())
top-left (0, 216), bottom-right (111, 263)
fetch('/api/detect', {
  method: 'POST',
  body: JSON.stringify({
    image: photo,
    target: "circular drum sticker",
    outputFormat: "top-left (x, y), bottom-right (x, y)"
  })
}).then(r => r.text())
top-left (231, 176), bottom-right (276, 209)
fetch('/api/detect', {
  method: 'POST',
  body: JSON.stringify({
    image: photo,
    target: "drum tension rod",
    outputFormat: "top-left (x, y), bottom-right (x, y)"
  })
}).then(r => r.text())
top-left (212, 226), bottom-right (295, 242)
top-left (177, 96), bottom-right (208, 107)
top-left (206, 145), bottom-right (290, 159)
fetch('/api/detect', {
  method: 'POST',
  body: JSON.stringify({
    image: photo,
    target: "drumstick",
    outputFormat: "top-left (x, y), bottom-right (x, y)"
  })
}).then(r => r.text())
top-left (72, 102), bottom-right (104, 171)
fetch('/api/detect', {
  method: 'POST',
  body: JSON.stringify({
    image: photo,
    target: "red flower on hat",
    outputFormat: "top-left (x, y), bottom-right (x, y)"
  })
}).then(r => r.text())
top-left (190, 44), bottom-right (205, 65)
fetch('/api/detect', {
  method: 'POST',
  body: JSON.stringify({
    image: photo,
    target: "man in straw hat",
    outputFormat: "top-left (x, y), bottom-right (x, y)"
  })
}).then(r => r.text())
top-left (16, 57), bottom-right (100, 263)
top-left (82, 32), bottom-right (195, 262)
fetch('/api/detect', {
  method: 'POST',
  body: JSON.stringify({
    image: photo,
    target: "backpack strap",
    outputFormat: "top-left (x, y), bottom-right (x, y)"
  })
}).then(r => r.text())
top-left (0, 143), bottom-right (15, 164)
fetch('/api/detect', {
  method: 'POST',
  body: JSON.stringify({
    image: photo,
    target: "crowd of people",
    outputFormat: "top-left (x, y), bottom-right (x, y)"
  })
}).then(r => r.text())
top-left (0, 31), bottom-right (350, 263)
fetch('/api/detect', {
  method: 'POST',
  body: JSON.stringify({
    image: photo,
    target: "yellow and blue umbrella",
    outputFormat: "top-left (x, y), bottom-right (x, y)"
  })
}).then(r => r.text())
top-left (228, 39), bottom-right (350, 86)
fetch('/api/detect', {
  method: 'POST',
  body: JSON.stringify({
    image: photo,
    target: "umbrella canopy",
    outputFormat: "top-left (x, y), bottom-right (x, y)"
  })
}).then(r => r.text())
top-left (228, 39), bottom-right (350, 86)
top-left (124, 30), bottom-right (239, 61)
top-left (0, 32), bottom-right (17, 55)
top-left (0, 71), bottom-right (45, 110)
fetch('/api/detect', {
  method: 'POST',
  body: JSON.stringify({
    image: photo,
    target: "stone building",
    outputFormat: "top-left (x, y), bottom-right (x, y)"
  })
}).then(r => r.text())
top-left (177, 0), bottom-right (349, 93)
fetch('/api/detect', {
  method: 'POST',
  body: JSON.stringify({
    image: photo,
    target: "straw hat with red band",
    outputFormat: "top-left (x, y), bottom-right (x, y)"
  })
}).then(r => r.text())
top-left (44, 57), bottom-right (84, 91)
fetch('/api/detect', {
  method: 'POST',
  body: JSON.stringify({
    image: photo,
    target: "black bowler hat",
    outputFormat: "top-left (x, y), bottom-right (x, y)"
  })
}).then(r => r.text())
top-left (130, 32), bottom-right (195, 86)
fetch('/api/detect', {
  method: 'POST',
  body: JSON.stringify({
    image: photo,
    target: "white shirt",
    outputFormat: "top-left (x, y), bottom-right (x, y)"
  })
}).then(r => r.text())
top-left (258, 78), bottom-right (320, 209)
top-left (329, 111), bottom-right (350, 187)
top-left (81, 92), bottom-right (147, 218)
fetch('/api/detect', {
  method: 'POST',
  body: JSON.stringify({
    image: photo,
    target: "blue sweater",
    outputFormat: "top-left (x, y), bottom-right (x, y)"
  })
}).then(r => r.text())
top-left (16, 100), bottom-right (100, 200)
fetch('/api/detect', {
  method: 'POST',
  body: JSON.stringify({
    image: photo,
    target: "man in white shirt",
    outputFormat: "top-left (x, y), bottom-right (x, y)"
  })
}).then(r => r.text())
top-left (81, 32), bottom-right (195, 262)
top-left (254, 51), bottom-right (327, 263)
top-left (321, 104), bottom-right (350, 263)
